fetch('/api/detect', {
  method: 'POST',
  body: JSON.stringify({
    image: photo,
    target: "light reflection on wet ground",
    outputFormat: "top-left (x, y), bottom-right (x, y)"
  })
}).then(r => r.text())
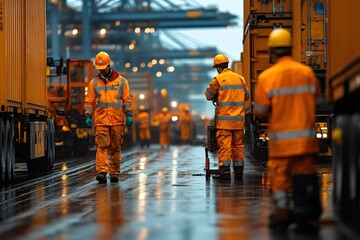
top-left (0, 144), bottom-right (351, 240)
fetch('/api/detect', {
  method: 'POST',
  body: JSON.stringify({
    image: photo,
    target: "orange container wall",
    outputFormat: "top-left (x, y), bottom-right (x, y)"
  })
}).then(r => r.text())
top-left (0, 0), bottom-right (24, 110)
top-left (0, 0), bottom-right (46, 114)
top-left (243, 0), bottom-right (327, 91)
top-left (25, 0), bottom-right (47, 114)
top-left (327, 0), bottom-right (360, 101)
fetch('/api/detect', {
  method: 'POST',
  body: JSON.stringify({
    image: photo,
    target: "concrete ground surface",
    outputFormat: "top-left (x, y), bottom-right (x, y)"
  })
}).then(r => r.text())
top-left (0, 144), bottom-right (354, 240)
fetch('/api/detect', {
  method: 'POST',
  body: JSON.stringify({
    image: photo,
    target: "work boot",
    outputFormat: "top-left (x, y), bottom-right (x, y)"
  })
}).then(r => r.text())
top-left (292, 174), bottom-right (322, 232)
top-left (110, 175), bottom-right (119, 183)
top-left (268, 190), bottom-right (292, 233)
top-left (233, 166), bottom-right (244, 179)
top-left (96, 172), bottom-right (107, 183)
top-left (212, 166), bottom-right (231, 180)
top-left (268, 208), bottom-right (292, 233)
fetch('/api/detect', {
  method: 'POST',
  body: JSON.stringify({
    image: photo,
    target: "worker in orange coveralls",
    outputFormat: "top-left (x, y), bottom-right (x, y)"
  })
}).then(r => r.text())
top-left (205, 54), bottom-right (250, 180)
top-left (178, 106), bottom-right (194, 144)
top-left (158, 107), bottom-right (172, 149)
top-left (136, 105), bottom-right (151, 148)
top-left (254, 28), bottom-right (322, 233)
top-left (84, 51), bottom-right (133, 184)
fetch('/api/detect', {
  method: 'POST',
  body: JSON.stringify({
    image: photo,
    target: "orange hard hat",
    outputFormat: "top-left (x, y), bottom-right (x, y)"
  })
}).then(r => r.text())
top-left (213, 54), bottom-right (229, 68)
top-left (267, 28), bottom-right (292, 48)
top-left (162, 107), bottom-right (168, 113)
top-left (95, 51), bottom-right (111, 70)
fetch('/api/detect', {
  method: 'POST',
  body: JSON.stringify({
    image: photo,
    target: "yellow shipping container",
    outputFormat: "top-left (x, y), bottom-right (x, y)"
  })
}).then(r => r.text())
top-left (0, 0), bottom-right (47, 115)
top-left (327, 0), bottom-right (360, 102)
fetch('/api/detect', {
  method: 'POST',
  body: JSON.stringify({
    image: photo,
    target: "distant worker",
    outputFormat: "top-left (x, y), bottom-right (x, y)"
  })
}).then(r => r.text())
top-left (84, 51), bottom-right (133, 184)
top-left (136, 105), bottom-right (151, 148)
top-left (178, 106), bottom-right (194, 144)
top-left (205, 53), bottom-right (250, 180)
top-left (254, 28), bottom-right (322, 232)
top-left (158, 107), bottom-right (172, 149)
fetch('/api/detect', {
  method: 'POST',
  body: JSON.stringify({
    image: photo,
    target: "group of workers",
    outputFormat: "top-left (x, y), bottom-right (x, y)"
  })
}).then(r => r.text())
top-left (133, 105), bottom-right (194, 149)
top-left (84, 28), bottom-right (322, 234)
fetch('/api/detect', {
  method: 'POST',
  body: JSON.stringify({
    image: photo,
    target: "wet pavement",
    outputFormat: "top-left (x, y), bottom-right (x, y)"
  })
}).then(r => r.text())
top-left (0, 144), bottom-right (352, 240)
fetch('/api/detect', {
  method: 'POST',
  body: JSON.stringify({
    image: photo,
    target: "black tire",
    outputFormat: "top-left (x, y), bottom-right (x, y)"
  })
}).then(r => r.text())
top-left (333, 115), bottom-right (351, 221)
top-left (349, 114), bottom-right (360, 226)
top-left (5, 120), bottom-right (15, 182)
top-left (40, 119), bottom-right (55, 172)
top-left (0, 119), bottom-right (6, 183)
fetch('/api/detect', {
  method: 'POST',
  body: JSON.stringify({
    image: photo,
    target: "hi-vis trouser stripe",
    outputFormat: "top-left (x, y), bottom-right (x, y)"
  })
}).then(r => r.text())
top-left (94, 77), bottom-right (125, 109)
top-left (269, 129), bottom-right (316, 141)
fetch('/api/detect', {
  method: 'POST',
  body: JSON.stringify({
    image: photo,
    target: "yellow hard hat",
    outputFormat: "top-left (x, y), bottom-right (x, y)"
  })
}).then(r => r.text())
top-left (267, 28), bottom-right (292, 48)
top-left (95, 51), bottom-right (111, 70)
top-left (212, 54), bottom-right (229, 68)
top-left (139, 105), bottom-right (145, 111)
top-left (162, 107), bottom-right (168, 113)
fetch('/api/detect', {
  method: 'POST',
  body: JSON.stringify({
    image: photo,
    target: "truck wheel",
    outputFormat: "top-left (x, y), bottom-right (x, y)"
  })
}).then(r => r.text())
top-left (349, 114), bottom-right (360, 222)
top-left (0, 119), bottom-right (6, 182)
top-left (333, 115), bottom-right (350, 220)
top-left (40, 119), bottom-right (55, 172)
top-left (47, 119), bottom-right (55, 169)
top-left (5, 120), bottom-right (15, 182)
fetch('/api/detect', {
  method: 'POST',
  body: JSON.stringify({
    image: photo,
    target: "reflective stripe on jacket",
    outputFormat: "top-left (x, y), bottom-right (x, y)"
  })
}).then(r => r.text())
top-left (84, 68), bottom-right (132, 126)
top-left (254, 56), bottom-right (321, 157)
top-left (205, 68), bottom-right (250, 130)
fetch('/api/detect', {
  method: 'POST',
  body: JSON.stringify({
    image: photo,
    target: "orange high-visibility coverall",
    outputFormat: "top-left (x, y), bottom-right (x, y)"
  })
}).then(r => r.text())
top-left (254, 56), bottom-right (321, 192)
top-left (136, 111), bottom-right (151, 144)
top-left (158, 112), bottom-right (172, 146)
top-left (178, 111), bottom-right (194, 143)
top-left (205, 68), bottom-right (250, 167)
top-left (84, 69), bottom-right (132, 175)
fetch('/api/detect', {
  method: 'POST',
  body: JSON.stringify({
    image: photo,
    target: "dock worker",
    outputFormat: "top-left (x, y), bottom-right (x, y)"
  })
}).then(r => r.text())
top-left (136, 105), bottom-right (151, 148)
top-left (253, 28), bottom-right (322, 232)
top-left (178, 105), bottom-right (194, 144)
top-left (84, 51), bottom-right (133, 183)
top-left (205, 54), bottom-right (250, 180)
top-left (158, 107), bottom-right (172, 149)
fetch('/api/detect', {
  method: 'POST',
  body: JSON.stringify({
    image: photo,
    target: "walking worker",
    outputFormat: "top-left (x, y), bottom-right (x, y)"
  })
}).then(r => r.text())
top-left (205, 54), bottom-right (250, 180)
top-left (253, 28), bottom-right (322, 232)
top-left (84, 51), bottom-right (133, 183)
top-left (136, 105), bottom-right (151, 148)
top-left (178, 105), bottom-right (194, 144)
top-left (158, 107), bottom-right (172, 149)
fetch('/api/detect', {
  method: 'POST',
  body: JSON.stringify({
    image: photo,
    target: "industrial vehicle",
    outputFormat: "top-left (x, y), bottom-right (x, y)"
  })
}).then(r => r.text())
top-left (328, 0), bottom-right (360, 236)
top-left (47, 59), bottom-right (95, 157)
top-left (0, 0), bottom-right (55, 182)
top-left (242, 0), bottom-right (332, 161)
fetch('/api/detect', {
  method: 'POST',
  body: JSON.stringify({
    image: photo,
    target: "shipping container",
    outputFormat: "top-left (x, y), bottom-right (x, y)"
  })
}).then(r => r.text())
top-left (327, 0), bottom-right (360, 237)
top-left (242, 0), bottom-right (332, 161)
top-left (0, 0), bottom-right (54, 183)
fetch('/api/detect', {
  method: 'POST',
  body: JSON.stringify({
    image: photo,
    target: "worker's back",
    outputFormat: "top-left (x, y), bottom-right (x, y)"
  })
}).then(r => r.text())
top-left (256, 56), bottom-right (321, 157)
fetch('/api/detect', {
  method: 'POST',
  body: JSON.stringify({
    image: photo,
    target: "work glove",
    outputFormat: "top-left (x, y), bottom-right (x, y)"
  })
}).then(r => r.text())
top-left (126, 114), bottom-right (133, 127)
top-left (85, 115), bottom-right (93, 128)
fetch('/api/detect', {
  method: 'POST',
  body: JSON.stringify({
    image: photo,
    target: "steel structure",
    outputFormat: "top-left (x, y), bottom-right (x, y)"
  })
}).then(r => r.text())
top-left (46, 0), bottom-right (237, 110)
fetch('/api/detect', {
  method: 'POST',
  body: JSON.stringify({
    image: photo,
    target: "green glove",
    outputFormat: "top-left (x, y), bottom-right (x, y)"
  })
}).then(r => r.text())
top-left (126, 114), bottom-right (133, 127)
top-left (85, 115), bottom-right (93, 128)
